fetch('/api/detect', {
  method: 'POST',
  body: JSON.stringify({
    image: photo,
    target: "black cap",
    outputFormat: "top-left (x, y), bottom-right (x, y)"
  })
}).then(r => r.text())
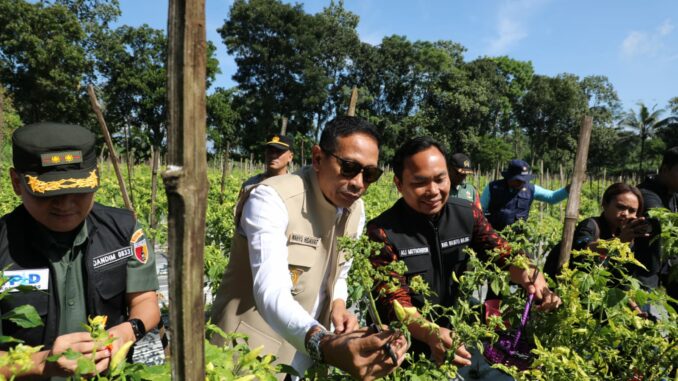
top-left (265, 134), bottom-right (293, 151)
top-left (449, 153), bottom-right (474, 174)
top-left (501, 159), bottom-right (536, 182)
top-left (12, 122), bottom-right (99, 197)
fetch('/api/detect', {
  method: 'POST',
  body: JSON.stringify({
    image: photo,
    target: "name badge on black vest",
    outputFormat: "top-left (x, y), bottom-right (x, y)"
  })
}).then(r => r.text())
top-left (92, 246), bottom-right (133, 271)
top-left (440, 236), bottom-right (471, 249)
top-left (399, 247), bottom-right (429, 257)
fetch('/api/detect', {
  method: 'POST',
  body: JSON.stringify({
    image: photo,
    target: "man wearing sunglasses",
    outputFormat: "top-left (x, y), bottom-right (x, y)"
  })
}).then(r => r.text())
top-left (366, 137), bottom-right (560, 374)
top-left (211, 116), bottom-right (407, 380)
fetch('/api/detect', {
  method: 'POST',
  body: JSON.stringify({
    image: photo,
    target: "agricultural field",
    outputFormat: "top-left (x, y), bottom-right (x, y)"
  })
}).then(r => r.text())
top-left (0, 159), bottom-right (676, 380)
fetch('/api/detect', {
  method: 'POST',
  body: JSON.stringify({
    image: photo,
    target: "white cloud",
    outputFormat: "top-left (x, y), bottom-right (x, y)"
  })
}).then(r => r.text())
top-left (487, 18), bottom-right (527, 55)
top-left (484, 0), bottom-right (549, 55)
top-left (621, 18), bottom-right (674, 58)
top-left (658, 19), bottom-right (674, 36)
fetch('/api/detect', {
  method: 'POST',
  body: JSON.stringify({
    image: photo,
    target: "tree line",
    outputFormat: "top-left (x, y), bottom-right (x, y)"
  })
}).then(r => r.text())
top-left (1, 0), bottom-right (677, 176)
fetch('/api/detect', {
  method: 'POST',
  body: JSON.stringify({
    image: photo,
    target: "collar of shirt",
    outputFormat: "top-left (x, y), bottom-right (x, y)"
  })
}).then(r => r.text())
top-left (31, 220), bottom-right (89, 262)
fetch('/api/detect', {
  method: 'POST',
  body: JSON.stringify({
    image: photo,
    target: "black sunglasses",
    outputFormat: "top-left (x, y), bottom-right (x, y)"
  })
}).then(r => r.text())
top-left (322, 149), bottom-right (383, 183)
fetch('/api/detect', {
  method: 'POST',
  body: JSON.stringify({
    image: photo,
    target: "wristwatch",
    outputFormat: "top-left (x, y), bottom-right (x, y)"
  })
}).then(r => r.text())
top-left (305, 326), bottom-right (334, 363)
top-left (128, 318), bottom-right (147, 341)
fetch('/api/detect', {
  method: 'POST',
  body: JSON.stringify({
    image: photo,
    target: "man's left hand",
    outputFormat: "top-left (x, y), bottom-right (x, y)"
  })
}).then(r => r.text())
top-left (331, 299), bottom-right (359, 334)
top-left (107, 322), bottom-right (136, 357)
top-left (509, 266), bottom-right (562, 311)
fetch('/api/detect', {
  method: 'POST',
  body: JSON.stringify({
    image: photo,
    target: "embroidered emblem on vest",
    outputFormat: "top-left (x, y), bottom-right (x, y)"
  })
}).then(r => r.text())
top-left (288, 233), bottom-right (320, 248)
top-left (440, 236), bottom-right (471, 249)
top-left (93, 246), bottom-right (133, 270)
top-left (399, 247), bottom-right (429, 257)
top-left (289, 267), bottom-right (304, 295)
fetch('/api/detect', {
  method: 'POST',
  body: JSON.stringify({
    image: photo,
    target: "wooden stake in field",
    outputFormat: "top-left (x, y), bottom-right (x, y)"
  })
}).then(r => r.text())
top-left (348, 86), bottom-right (358, 116)
top-left (87, 84), bottom-right (134, 213)
top-left (164, 0), bottom-right (208, 379)
top-left (280, 116), bottom-right (288, 135)
top-left (558, 116), bottom-right (593, 268)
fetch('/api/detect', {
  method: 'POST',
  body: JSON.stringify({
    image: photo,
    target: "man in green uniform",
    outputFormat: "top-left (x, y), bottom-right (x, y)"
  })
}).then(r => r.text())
top-left (0, 122), bottom-right (160, 379)
top-left (449, 153), bottom-right (481, 210)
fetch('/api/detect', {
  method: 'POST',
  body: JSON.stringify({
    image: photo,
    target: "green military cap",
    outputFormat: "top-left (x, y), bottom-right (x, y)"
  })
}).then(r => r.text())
top-left (12, 122), bottom-right (99, 197)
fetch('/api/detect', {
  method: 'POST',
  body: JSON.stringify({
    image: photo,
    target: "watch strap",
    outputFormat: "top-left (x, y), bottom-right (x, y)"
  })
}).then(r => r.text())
top-left (305, 327), bottom-right (334, 363)
top-left (128, 318), bottom-right (146, 341)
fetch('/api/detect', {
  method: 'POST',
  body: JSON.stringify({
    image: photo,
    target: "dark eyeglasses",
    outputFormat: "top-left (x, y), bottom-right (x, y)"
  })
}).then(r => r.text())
top-left (322, 149), bottom-right (383, 183)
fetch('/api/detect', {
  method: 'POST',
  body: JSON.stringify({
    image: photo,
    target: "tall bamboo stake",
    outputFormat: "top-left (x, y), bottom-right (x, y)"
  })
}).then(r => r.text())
top-left (164, 0), bottom-right (207, 378)
top-left (280, 116), bottom-right (288, 135)
top-left (558, 116), bottom-right (593, 268)
top-left (87, 84), bottom-right (134, 213)
top-left (348, 86), bottom-right (358, 116)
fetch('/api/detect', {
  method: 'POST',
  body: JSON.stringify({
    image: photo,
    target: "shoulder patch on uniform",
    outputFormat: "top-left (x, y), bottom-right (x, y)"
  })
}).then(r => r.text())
top-left (130, 228), bottom-right (144, 244)
top-left (133, 239), bottom-right (149, 264)
top-left (288, 233), bottom-right (321, 248)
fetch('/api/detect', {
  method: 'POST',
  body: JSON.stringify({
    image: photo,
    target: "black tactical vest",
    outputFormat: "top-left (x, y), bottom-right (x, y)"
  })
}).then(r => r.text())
top-left (368, 197), bottom-right (475, 309)
top-left (0, 203), bottom-right (136, 350)
top-left (487, 179), bottom-right (535, 231)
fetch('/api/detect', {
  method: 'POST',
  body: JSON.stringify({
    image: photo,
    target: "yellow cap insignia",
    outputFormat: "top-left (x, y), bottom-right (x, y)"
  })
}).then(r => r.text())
top-left (464, 160), bottom-right (470, 167)
top-left (25, 169), bottom-right (98, 194)
top-left (65, 154), bottom-right (74, 162)
top-left (272, 136), bottom-right (280, 142)
top-left (51, 155), bottom-right (61, 164)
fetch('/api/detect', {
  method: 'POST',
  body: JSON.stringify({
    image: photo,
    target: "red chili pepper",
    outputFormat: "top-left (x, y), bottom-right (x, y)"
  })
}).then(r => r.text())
top-left (106, 333), bottom-right (114, 352)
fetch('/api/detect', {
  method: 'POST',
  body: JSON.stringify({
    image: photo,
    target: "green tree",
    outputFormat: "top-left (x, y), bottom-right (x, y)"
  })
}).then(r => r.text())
top-left (0, 0), bottom-right (90, 123)
top-left (619, 103), bottom-right (670, 172)
top-left (516, 74), bottom-right (588, 169)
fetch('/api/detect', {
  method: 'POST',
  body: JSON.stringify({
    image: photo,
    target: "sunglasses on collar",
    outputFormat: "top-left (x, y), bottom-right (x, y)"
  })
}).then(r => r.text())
top-left (322, 148), bottom-right (383, 183)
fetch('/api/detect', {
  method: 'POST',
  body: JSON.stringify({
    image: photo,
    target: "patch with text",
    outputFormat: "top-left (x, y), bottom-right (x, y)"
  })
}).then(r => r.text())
top-left (93, 246), bottom-right (133, 270)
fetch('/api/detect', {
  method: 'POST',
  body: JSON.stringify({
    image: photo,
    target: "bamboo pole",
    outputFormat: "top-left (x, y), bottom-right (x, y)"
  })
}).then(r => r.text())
top-left (87, 84), bottom-right (134, 213)
top-left (164, 0), bottom-right (208, 378)
top-left (348, 86), bottom-right (358, 116)
top-left (280, 116), bottom-right (288, 135)
top-left (558, 116), bottom-right (593, 268)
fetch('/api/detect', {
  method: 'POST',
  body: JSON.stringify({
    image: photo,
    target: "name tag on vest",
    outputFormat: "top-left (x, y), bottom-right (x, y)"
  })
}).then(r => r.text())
top-left (1, 269), bottom-right (49, 292)
top-left (288, 233), bottom-right (321, 248)
top-left (399, 247), bottom-right (429, 257)
top-left (92, 246), bottom-right (134, 270)
top-left (440, 236), bottom-right (471, 249)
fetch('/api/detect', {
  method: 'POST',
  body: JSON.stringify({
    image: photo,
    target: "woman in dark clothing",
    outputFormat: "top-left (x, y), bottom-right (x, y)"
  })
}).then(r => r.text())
top-left (548, 183), bottom-right (659, 290)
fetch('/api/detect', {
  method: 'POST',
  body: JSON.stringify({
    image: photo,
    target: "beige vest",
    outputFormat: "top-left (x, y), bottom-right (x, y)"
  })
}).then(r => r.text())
top-left (210, 166), bottom-right (363, 369)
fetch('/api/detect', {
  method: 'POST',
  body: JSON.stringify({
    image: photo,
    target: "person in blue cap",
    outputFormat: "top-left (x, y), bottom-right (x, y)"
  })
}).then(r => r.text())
top-left (481, 159), bottom-right (569, 231)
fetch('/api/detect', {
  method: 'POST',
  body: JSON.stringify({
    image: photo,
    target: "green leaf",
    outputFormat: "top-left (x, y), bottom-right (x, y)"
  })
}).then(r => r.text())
top-left (605, 288), bottom-right (626, 308)
top-left (0, 335), bottom-right (23, 344)
top-left (2, 305), bottom-right (43, 328)
top-left (490, 278), bottom-right (500, 296)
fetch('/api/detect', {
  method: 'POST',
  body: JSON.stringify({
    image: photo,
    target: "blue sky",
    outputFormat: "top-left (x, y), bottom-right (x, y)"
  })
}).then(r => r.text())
top-left (117, 0), bottom-right (678, 113)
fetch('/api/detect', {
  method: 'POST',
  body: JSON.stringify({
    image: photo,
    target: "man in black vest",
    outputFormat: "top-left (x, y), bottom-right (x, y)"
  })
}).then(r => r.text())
top-left (367, 137), bottom-right (560, 367)
top-left (637, 146), bottom-right (678, 305)
top-left (0, 123), bottom-right (159, 379)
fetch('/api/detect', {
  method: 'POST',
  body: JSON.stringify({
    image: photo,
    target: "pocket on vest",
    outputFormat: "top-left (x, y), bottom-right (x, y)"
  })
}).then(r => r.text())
top-left (94, 264), bottom-right (126, 300)
top-left (288, 245), bottom-right (317, 295)
top-left (234, 320), bottom-right (282, 356)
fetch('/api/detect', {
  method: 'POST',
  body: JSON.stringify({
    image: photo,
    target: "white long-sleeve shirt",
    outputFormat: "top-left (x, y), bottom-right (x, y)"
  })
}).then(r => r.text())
top-left (241, 184), bottom-right (364, 374)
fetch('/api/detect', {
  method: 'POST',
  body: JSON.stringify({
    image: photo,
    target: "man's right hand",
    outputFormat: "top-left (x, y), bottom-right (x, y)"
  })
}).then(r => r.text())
top-left (423, 326), bottom-right (472, 366)
top-left (43, 332), bottom-right (111, 377)
top-left (320, 326), bottom-right (409, 381)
